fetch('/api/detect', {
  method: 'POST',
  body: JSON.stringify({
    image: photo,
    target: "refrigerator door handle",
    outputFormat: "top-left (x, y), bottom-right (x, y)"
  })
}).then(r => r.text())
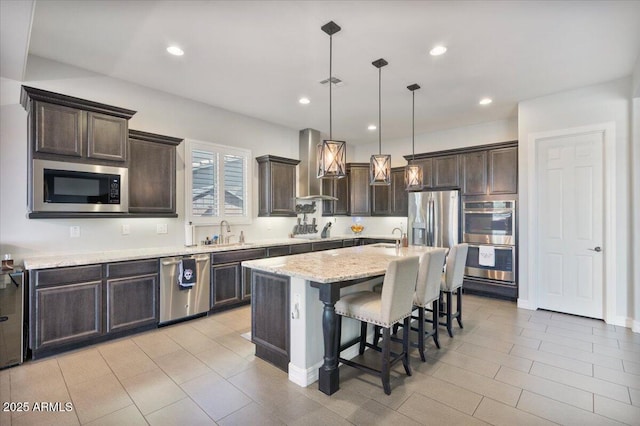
top-left (427, 199), bottom-right (434, 246)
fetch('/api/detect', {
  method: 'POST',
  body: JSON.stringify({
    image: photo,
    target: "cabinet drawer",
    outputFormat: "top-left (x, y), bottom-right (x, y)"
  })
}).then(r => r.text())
top-left (342, 239), bottom-right (356, 247)
top-left (290, 243), bottom-right (312, 254)
top-left (213, 248), bottom-right (267, 264)
top-left (267, 246), bottom-right (290, 257)
top-left (35, 265), bottom-right (102, 287)
top-left (106, 259), bottom-right (158, 278)
top-left (312, 240), bottom-right (343, 251)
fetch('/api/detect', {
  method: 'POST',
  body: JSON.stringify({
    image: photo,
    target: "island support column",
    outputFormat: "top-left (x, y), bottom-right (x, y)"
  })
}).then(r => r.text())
top-left (313, 281), bottom-right (341, 395)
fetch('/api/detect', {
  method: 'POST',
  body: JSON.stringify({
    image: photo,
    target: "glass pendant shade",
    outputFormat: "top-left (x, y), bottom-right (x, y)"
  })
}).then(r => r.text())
top-left (370, 154), bottom-right (391, 185)
top-left (317, 139), bottom-right (346, 178)
top-left (404, 163), bottom-right (423, 190)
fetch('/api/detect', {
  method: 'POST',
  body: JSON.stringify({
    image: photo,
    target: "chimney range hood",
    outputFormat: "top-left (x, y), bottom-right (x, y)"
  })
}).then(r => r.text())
top-left (297, 128), bottom-right (338, 201)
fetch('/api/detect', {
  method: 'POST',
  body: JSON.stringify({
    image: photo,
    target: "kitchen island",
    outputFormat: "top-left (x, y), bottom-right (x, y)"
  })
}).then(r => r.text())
top-left (242, 244), bottom-right (438, 395)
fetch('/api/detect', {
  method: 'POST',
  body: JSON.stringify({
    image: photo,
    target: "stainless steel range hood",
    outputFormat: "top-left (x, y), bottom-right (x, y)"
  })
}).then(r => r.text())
top-left (297, 128), bottom-right (338, 201)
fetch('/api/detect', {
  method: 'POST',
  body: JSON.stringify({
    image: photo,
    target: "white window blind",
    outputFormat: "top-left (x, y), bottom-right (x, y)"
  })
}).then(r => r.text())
top-left (186, 140), bottom-right (251, 224)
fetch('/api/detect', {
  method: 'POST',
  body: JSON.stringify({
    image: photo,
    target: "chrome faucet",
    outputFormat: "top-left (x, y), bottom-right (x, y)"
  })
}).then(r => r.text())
top-left (219, 220), bottom-right (231, 244)
top-left (392, 227), bottom-right (403, 248)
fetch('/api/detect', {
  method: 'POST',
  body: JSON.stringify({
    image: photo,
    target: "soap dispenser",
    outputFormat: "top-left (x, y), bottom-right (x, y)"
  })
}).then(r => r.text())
top-left (401, 232), bottom-right (408, 247)
top-left (239, 231), bottom-right (245, 244)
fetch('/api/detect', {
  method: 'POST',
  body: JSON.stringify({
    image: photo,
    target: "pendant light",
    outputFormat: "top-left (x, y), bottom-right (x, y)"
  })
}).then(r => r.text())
top-left (405, 84), bottom-right (423, 190)
top-left (317, 21), bottom-right (346, 179)
top-left (370, 58), bottom-right (391, 186)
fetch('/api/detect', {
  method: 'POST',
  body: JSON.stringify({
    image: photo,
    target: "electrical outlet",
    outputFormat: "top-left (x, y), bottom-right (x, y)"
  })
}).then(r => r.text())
top-left (121, 224), bottom-right (130, 235)
top-left (70, 226), bottom-right (80, 238)
top-left (156, 223), bottom-right (168, 234)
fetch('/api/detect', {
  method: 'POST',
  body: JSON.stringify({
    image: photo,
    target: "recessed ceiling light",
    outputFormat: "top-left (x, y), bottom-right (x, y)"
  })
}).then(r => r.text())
top-left (479, 97), bottom-right (493, 105)
top-left (368, 124), bottom-right (377, 131)
top-left (166, 45), bottom-right (184, 56)
top-left (429, 45), bottom-right (447, 56)
top-left (299, 97), bottom-right (310, 105)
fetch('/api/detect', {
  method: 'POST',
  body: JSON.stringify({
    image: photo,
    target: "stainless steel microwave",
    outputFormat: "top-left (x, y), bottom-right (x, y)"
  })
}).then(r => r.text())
top-left (32, 159), bottom-right (128, 213)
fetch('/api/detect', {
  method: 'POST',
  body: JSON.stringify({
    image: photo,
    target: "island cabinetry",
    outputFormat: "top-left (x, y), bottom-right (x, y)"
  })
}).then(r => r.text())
top-left (128, 130), bottom-right (182, 215)
top-left (211, 248), bottom-right (267, 311)
top-left (105, 259), bottom-right (159, 333)
top-left (257, 155), bottom-right (300, 217)
top-left (21, 86), bottom-right (135, 164)
top-left (31, 265), bottom-right (103, 355)
top-left (251, 270), bottom-right (290, 371)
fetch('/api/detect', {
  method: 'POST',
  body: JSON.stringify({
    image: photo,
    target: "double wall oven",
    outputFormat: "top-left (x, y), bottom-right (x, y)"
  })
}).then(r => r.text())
top-left (462, 200), bottom-right (517, 292)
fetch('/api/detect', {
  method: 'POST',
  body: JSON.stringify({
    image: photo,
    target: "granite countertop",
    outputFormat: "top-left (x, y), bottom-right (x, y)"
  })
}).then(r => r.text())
top-left (22, 234), bottom-right (399, 270)
top-left (242, 244), bottom-right (437, 284)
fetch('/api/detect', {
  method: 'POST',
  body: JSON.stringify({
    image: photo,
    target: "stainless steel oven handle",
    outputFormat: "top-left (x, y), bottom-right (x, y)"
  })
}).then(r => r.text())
top-left (463, 209), bottom-right (514, 214)
top-left (466, 244), bottom-right (514, 250)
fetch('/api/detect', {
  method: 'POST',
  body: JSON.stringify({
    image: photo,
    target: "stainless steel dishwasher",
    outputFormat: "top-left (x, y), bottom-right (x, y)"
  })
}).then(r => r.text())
top-left (160, 254), bottom-right (210, 324)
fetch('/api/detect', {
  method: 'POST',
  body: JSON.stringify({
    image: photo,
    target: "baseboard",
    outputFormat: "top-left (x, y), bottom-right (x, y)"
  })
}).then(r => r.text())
top-left (287, 342), bottom-right (366, 387)
top-left (517, 298), bottom-right (537, 310)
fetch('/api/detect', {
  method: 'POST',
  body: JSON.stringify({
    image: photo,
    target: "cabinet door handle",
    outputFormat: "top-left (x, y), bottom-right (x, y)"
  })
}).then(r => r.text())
top-left (587, 246), bottom-right (602, 252)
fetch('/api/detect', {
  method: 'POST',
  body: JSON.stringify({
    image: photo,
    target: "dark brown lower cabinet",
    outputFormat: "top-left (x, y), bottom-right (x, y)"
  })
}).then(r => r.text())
top-left (106, 274), bottom-right (158, 333)
top-left (211, 263), bottom-right (242, 308)
top-left (251, 270), bottom-right (290, 371)
top-left (35, 281), bottom-right (103, 350)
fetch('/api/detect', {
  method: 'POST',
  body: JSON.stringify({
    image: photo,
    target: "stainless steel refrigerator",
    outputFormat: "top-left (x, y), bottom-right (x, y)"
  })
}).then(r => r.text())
top-left (408, 190), bottom-right (460, 248)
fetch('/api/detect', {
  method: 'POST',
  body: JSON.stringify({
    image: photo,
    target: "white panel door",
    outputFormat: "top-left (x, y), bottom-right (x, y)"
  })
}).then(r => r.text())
top-left (537, 131), bottom-right (604, 318)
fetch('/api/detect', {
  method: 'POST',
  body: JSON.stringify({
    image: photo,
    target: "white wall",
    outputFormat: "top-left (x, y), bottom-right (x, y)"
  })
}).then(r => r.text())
top-left (632, 96), bottom-right (640, 331)
top-left (517, 77), bottom-right (633, 328)
top-left (352, 118), bottom-right (518, 165)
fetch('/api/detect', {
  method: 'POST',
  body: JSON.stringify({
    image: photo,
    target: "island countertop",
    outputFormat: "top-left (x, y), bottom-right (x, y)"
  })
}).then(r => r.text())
top-left (242, 244), bottom-right (438, 284)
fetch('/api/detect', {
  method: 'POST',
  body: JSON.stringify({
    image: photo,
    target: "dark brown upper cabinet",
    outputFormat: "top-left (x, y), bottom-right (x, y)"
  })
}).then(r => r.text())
top-left (461, 151), bottom-right (488, 195)
top-left (322, 176), bottom-right (348, 216)
top-left (21, 86), bottom-right (136, 164)
top-left (128, 130), bottom-right (182, 215)
top-left (433, 154), bottom-right (459, 188)
top-left (257, 155), bottom-right (300, 217)
top-left (489, 146), bottom-right (518, 194)
top-left (372, 167), bottom-right (407, 216)
top-left (347, 163), bottom-right (371, 216)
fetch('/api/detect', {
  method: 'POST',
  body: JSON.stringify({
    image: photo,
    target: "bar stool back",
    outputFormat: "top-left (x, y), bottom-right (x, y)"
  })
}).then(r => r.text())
top-left (335, 256), bottom-right (419, 395)
top-left (440, 243), bottom-right (469, 337)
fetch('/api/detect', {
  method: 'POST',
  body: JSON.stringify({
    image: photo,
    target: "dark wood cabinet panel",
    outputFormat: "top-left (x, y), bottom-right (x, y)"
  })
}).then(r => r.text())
top-left (290, 243), bottom-right (312, 254)
top-left (413, 158), bottom-right (433, 188)
top-left (372, 167), bottom-right (407, 216)
top-left (267, 246), bottom-right (290, 257)
top-left (106, 274), bottom-right (158, 333)
top-left (322, 176), bottom-right (349, 216)
top-left (128, 130), bottom-right (182, 214)
top-left (34, 265), bottom-right (102, 288)
top-left (35, 281), bottom-right (103, 349)
top-left (33, 101), bottom-right (83, 157)
top-left (461, 151), bottom-right (488, 195)
top-left (87, 112), bottom-right (128, 162)
top-left (391, 168), bottom-right (408, 216)
top-left (312, 240), bottom-right (343, 251)
top-left (348, 164), bottom-right (371, 216)
top-left (212, 248), bottom-right (266, 264)
top-left (434, 155), bottom-right (459, 187)
top-left (489, 147), bottom-right (518, 194)
top-left (21, 86), bottom-right (136, 164)
top-left (257, 155), bottom-right (300, 217)
top-left (211, 263), bottom-right (241, 308)
top-left (251, 270), bottom-right (290, 371)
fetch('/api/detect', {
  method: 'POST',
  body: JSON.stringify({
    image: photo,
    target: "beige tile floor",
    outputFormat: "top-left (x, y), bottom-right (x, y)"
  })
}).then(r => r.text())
top-left (1, 294), bottom-right (639, 425)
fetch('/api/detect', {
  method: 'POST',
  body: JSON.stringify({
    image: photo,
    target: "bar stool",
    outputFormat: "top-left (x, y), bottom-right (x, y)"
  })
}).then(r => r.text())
top-left (334, 257), bottom-right (419, 395)
top-left (411, 248), bottom-right (447, 361)
top-left (440, 243), bottom-right (469, 337)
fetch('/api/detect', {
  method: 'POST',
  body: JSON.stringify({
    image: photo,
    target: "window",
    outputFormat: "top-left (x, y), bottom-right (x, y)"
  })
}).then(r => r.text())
top-left (185, 139), bottom-right (252, 224)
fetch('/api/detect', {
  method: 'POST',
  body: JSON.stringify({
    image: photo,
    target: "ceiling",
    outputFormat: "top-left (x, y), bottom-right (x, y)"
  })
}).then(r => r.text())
top-left (10, 1), bottom-right (640, 144)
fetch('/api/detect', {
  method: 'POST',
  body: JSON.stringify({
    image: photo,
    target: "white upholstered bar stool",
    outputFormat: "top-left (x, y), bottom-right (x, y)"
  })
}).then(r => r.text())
top-left (411, 248), bottom-right (447, 361)
top-left (440, 243), bottom-right (469, 337)
top-left (334, 256), bottom-right (419, 395)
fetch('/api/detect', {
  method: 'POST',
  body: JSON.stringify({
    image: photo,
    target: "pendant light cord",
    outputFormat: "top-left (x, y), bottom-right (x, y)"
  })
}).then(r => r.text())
top-left (378, 67), bottom-right (382, 155)
top-left (412, 90), bottom-right (415, 162)
top-left (329, 34), bottom-right (332, 140)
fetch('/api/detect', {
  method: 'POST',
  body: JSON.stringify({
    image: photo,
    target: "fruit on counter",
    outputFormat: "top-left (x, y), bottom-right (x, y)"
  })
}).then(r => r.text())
top-left (350, 224), bottom-right (364, 233)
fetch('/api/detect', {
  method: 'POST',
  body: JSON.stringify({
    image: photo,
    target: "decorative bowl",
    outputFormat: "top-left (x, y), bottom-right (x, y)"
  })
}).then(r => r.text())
top-left (350, 224), bottom-right (364, 234)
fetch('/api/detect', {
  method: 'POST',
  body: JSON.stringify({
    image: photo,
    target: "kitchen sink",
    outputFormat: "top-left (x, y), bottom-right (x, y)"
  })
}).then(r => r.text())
top-left (370, 243), bottom-right (397, 248)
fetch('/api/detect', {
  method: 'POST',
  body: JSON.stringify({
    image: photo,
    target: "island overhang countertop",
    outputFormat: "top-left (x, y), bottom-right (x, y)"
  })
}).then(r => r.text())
top-left (242, 244), bottom-right (439, 283)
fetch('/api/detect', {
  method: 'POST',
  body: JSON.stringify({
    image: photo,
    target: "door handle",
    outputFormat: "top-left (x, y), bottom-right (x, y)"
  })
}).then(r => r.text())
top-left (588, 246), bottom-right (602, 252)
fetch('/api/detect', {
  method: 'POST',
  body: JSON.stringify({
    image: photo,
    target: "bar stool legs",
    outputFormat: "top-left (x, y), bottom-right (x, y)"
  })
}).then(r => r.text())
top-left (440, 289), bottom-right (463, 338)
